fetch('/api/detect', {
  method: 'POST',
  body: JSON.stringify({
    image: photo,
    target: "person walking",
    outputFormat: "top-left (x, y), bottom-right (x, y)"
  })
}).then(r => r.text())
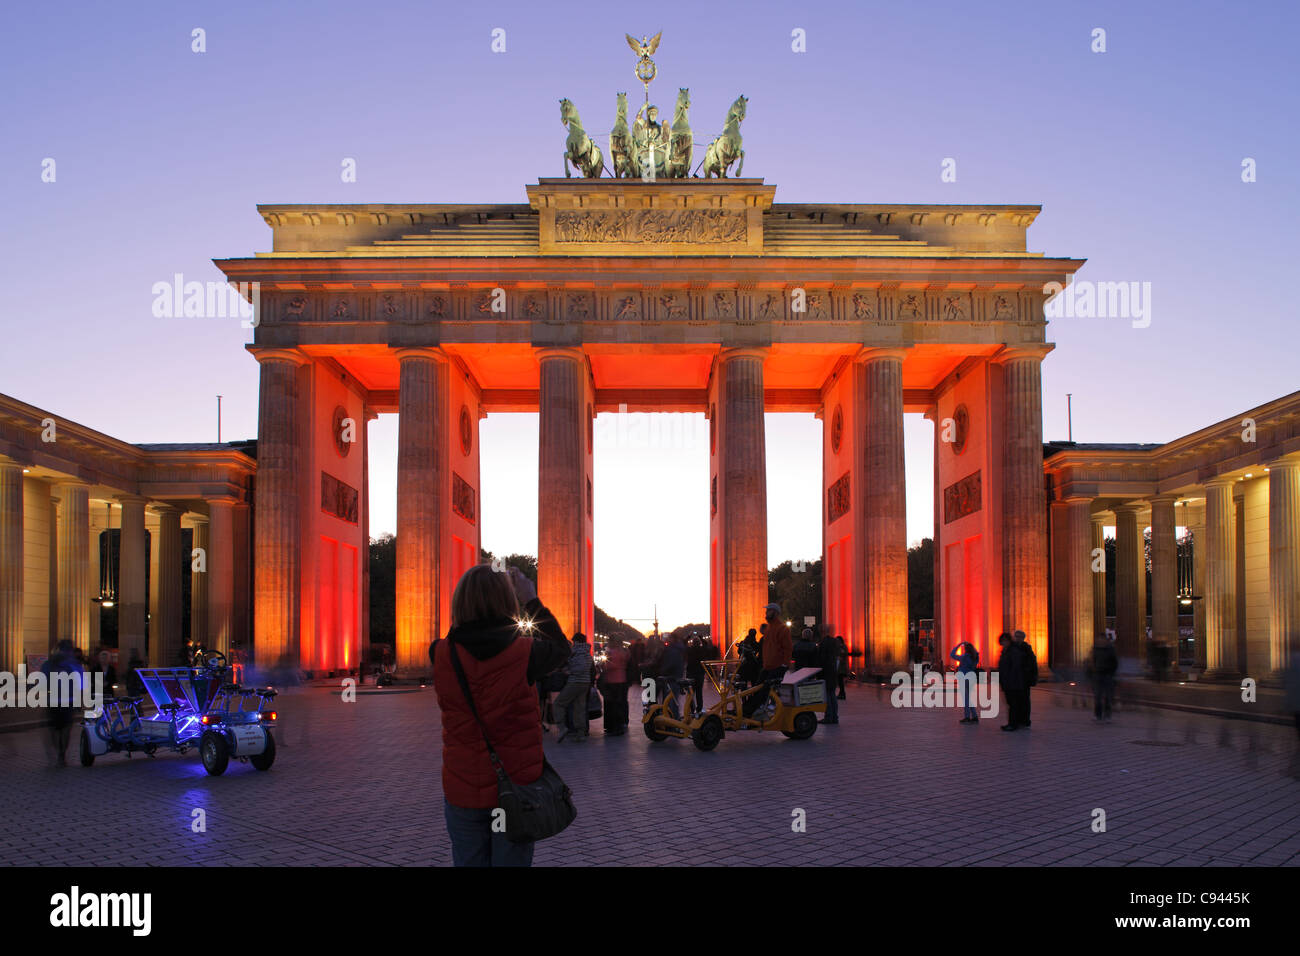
top-left (1089, 633), bottom-right (1118, 722)
top-left (817, 631), bottom-right (842, 724)
top-left (949, 641), bottom-right (980, 723)
top-left (602, 638), bottom-right (631, 734)
top-left (430, 564), bottom-right (571, 867)
top-left (834, 635), bottom-right (849, 699)
top-left (41, 640), bottom-right (84, 767)
top-left (1013, 630), bottom-right (1038, 727)
top-left (760, 604), bottom-right (792, 684)
top-left (996, 632), bottom-right (1024, 731)
top-left (553, 633), bottom-right (595, 741)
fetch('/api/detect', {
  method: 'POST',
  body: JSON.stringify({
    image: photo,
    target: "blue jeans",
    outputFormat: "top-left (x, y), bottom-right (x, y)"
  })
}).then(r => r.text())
top-left (444, 799), bottom-right (535, 867)
top-left (959, 672), bottom-right (977, 719)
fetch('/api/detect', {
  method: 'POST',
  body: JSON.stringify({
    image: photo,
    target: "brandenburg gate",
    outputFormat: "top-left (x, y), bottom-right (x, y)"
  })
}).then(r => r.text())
top-left (216, 177), bottom-right (1083, 676)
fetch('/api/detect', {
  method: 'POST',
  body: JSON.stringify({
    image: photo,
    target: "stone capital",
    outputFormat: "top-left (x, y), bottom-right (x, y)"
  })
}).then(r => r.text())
top-left (150, 502), bottom-right (183, 517)
top-left (854, 346), bottom-right (907, 365)
top-left (718, 346), bottom-right (768, 363)
top-left (114, 493), bottom-right (150, 506)
top-left (393, 346), bottom-right (447, 364)
top-left (1204, 475), bottom-right (1236, 490)
top-left (535, 346), bottom-right (585, 364)
top-left (248, 346), bottom-right (310, 367)
top-left (991, 343), bottom-right (1054, 365)
top-left (1090, 511), bottom-right (1110, 526)
top-left (1266, 456), bottom-right (1300, 474)
top-left (1113, 501), bottom-right (1147, 517)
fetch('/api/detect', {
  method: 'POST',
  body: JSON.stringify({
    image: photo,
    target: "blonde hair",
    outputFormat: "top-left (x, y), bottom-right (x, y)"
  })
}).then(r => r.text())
top-left (451, 564), bottom-right (520, 628)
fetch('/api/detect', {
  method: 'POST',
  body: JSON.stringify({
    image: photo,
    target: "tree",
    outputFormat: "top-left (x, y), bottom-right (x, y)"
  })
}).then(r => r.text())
top-left (369, 534), bottom-right (397, 647)
top-left (907, 538), bottom-right (934, 622)
top-left (768, 558), bottom-right (822, 632)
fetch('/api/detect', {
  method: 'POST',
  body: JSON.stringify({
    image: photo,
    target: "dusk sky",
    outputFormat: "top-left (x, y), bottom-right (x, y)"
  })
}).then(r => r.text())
top-left (2, 1), bottom-right (1296, 630)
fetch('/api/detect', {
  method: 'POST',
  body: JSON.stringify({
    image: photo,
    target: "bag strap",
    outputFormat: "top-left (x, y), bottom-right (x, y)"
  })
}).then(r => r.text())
top-left (443, 640), bottom-right (512, 786)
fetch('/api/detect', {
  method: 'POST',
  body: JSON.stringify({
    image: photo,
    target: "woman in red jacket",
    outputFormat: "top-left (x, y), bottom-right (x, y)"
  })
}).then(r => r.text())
top-left (430, 564), bottom-right (571, 866)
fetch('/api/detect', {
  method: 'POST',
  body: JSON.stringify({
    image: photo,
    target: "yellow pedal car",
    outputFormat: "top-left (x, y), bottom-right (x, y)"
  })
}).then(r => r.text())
top-left (642, 660), bottom-right (827, 751)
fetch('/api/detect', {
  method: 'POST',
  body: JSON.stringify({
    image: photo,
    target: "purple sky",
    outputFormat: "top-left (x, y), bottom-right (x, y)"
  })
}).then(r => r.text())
top-left (3, 1), bottom-right (1296, 628)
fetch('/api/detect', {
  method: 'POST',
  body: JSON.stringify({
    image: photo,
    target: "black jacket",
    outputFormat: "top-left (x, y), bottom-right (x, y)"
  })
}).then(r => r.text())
top-left (1091, 643), bottom-right (1118, 680)
top-left (792, 638), bottom-right (820, 671)
top-left (998, 642), bottom-right (1025, 691)
top-left (428, 597), bottom-right (571, 684)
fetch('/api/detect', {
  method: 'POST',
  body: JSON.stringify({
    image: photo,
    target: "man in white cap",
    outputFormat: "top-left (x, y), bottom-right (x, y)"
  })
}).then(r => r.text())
top-left (760, 603), bottom-right (792, 684)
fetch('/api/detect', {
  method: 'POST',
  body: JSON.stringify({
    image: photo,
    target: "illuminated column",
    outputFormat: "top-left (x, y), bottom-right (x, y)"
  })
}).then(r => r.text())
top-left (538, 348), bottom-right (593, 637)
top-left (1188, 504), bottom-right (1206, 671)
top-left (1204, 477), bottom-right (1237, 675)
top-left (995, 346), bottom-right (1050, 662)
top-left (361, 408), bottom-right (376, 667)
top-left (1091, 512), bottom-right (1108, 639)
top-left (206, 498), bottom-right (237, 657)
top-left (190, 516), bottom-right (209, 649)
top-left (252, 348), bottom-right (308, 670)
top-left (1268, 458), bottom-right (1300, 673)
top-left (1061, 497), bottom-right (1094, 670)
top-left (857, 348), bottom-right (907, 674)
top-left (154, 505), bottom-right (183, 667)
top-left (1150, 495), bottom-right (1178, 669)
top-left (714, 348), bottom-right (768, 650)
top-left (396, 348), bottom-right (447, 673)
top-left (1113, 503), bottom-right (1144, 667)
top-left (0, 461), bottom-right (23, 672)
top-left (116, 495), bottom-right (148, 664)
top-left (56, 481), bottom-right (91, 653)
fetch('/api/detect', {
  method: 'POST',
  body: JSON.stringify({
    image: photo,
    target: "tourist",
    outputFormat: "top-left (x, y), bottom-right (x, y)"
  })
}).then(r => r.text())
top-left (760, 604), bottom-right (792, 684)
top-left (1089, 633), bottom-right (1118, 722)
top-left (429, 564), bottom-right (571, 867)
top-left (659, 631), bottom-right (687, 718)
top-left (996, 632), bottom-right (1023, 731)
top-left (553, 633), bottom-right (595, 741)
top-left (601, 638), bottom-right (631, 734)
top-left (834, 635), bottom-right (850, 699)
top-left (736, 628), bottom-right (762, 688)
top-left (686, 634), bottom-right (707, 717)
top-left (41, 640), bottom-right (83, 767)
top-left (949, 641), bottom-right (980, 723)
top-left (792, 627), bottom-right (819, 670)
top-left (817, 631), bottom-right (842, 724)
top-left (1014, 630), bottom-right (1038, 726)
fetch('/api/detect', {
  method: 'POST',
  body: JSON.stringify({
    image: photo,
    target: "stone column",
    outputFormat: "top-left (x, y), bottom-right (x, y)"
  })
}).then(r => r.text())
top-left (538, 348), bottom-right (590, 636)
top-left (1268, 458), bottom-right (1300, 673)
top-left (0, 461), bottom-right (24, 673)
top-left (1061, 498), bottom-right (1094, 671)
top-left (995, 346), bottom-right (1051, 663)
top-left (1150, 495), bottom-right (1179, 670)
top-left (252, 349), bottom-right (308, 670)
top-left (116, 495), bottom-right (148, 665)
top-left (189, 516), bottom-right (209, 649)
top-left (1113, 503), bottom-right (1144, 668)
top-left (857, 348), bottom-right (907, 674)
top-left (154, 505), bottom-right (183, 667)
top-left (1204, 477), bottom-right (1237, 676)
top-left (396, 348), bottom-right (446, 673)
top-left (206, 498), bottom-right (237, 657)
top-left (56, 481), bottom-right (91, 653)
top-left (1091, 512), bottom-right (1108, 639)
top-left (1188, 504), bottom-right (1206, 671)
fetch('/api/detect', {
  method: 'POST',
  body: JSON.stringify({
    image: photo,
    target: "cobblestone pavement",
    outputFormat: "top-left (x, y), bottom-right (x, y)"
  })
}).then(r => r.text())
top-left (1, 682), bottom-right (1297, 867)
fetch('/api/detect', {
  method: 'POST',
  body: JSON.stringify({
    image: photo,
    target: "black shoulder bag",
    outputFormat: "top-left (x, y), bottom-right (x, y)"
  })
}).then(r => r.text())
top-left (446, 641), bottom-right (577, 844)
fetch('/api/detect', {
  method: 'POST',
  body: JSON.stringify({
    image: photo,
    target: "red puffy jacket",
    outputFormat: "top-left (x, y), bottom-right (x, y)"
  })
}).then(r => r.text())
top-left (431, 600), bottom-right (570, 809)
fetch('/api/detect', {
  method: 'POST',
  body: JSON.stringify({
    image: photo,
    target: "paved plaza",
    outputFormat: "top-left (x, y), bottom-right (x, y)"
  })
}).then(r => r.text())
top-left (1, 683), bottom-right (1297, 867)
